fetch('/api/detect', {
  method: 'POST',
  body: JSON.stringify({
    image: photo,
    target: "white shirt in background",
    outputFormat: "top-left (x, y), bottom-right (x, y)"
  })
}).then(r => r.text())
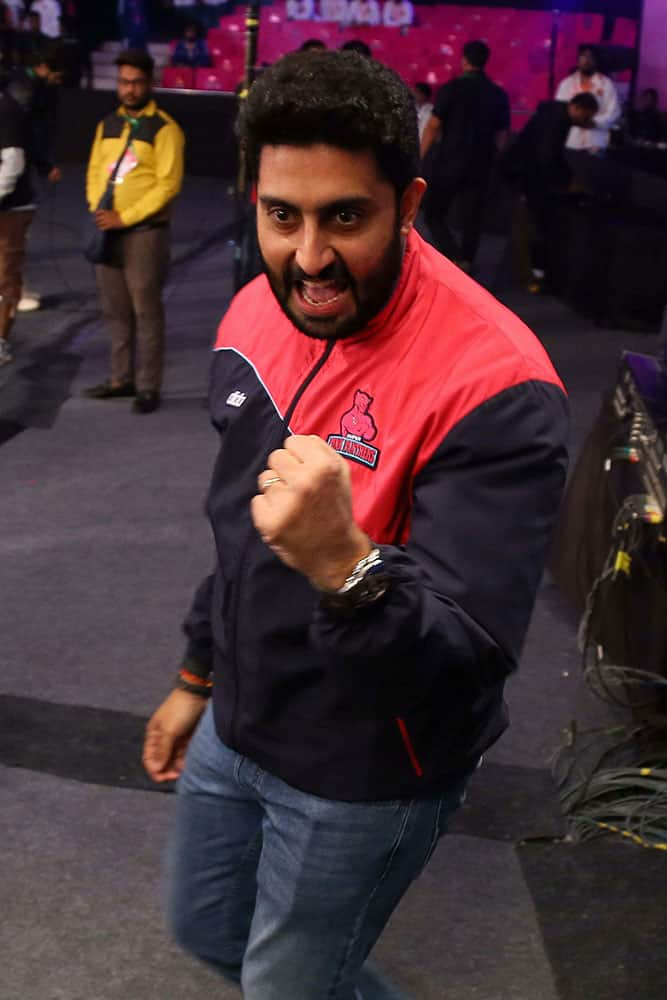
top-left (347, 0), bottom-right (380, 27)
top-left (287, 0), bottom-right (315, 19)
top-left (31, 0), bottom-right (62, 38)
top-left (416, 101), bottom-right (433, 140)
top-left (383, 0), bottom-right (413, 28)
top-left (320, 0), bottom-right (350, 22)
top-left (555, 71), bottom-right (621, 150)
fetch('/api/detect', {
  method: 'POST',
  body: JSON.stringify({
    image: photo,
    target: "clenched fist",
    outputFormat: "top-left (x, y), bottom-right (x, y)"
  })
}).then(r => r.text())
top-left (251, 434), bottom-right (371, 592)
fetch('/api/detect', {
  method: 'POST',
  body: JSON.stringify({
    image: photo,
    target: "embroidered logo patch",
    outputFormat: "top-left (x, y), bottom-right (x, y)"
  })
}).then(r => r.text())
top-left (327, 389), bottom-right (380, 470)
top-left (226, 390), bottom-right (247, 407)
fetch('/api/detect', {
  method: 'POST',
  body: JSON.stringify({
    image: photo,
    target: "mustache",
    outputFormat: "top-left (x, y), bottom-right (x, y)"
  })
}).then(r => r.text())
top-left (287, 259), bottom-right (351, 285)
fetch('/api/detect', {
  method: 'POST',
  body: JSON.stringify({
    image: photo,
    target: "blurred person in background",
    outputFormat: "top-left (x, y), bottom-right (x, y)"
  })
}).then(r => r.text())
top-left (8, 46), bottom-right (62, 311)
top-left (0, 1), bottom-right (17, 65)
top-left (0, 71), bottom-right (34, 366)
top-left (340, 37), bottom-right (371, 57)
top-left (629, 87), bottom-right (662, 143)
top-left (501, 92), bottom-right (598, 291)
top-left (320, 0), bottom-right (350, 24)
top-left (15, 8), bottom-right (48, 63)
top-left (171, 19), bottom-right (210, 67)
top-left (382, 0), bottom-right (412, 29)
top-left (420, 39), bottom-right (509, 274)
top-left (286, 0), bottom-right (314, 20)
top-left (4, 0), bottom-right (25, 29)
top-left (413, 81), bottom-right (432, 140)
top-left (298, 37), bottom-right (326, 52)
top-left (118, 0), bottom-right (149, 50)
top-left (84, 48), bottom-right (184, 413)
top-left (58, 1), bottom-right (92, 87)
top-left (30, 0), bottom-right (61, 38)
top-left (348, 0), bottom-right (380, 27)
top-left (554, 44), bottom-right (620, 152)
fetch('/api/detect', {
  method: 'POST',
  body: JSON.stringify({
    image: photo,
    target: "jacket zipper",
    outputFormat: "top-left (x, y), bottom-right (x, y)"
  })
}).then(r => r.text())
top-left (228, 338), bottom-right (335, 748)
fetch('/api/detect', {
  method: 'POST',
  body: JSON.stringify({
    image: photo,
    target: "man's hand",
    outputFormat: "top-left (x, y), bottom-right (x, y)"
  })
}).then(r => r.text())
top-left (251, 435), bottom-right (371, 592)
top-left (47, 166), bottom-right (62, 183)
top-left (142, 689), bottom-right (207, 782)
top-left (95, 209), bottom-right (124, 230)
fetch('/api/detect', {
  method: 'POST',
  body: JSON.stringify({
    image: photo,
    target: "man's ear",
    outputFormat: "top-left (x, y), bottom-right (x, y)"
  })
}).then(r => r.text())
top-left (399, 177), bottom-right (427, 235)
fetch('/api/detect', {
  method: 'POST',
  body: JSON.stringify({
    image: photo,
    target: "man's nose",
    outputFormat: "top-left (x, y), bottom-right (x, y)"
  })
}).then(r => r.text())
top-left (294, 222), bottom-right (335, 277)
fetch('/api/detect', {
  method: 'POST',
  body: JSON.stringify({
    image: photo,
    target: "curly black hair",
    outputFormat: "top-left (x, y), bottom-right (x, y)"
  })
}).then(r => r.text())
top-left (236, 51), bottom-right (419, 196)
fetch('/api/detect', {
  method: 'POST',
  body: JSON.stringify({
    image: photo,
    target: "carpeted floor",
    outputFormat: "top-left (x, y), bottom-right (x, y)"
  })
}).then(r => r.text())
top-left (2, 177), bottom-right (666, 1000)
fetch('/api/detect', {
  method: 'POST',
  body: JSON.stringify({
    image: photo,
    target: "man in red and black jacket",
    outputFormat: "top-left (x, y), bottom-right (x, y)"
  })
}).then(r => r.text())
top-left (143, 51), bottom-right (568, 1000)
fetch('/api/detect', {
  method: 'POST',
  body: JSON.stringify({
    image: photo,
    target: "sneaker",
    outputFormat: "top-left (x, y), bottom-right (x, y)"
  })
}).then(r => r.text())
top-left (84, 380), bottom-right (136, 399)
top-left (17, 294), bottom-right (41, 312)
top-left (0, 339), bottom-right (12, 366)
top-left (132, 390), bottom-right (161, 414)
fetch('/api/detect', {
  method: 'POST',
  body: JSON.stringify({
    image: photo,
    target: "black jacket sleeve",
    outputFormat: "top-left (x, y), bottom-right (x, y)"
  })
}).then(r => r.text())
top-left (181, 572), bottom-right (215, 677)
top-left (311, 380), bottom-right (569, 690)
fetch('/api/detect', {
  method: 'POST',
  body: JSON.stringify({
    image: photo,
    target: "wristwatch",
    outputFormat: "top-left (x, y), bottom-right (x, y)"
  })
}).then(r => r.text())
top-left (320, 546), bottom-right (390, 614)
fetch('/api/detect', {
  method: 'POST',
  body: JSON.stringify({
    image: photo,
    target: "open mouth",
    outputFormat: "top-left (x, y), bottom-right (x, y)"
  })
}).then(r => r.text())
top-left (293, 279), bottom-right (350, 318)
top-left (299, 280), bottom-right (346, 308)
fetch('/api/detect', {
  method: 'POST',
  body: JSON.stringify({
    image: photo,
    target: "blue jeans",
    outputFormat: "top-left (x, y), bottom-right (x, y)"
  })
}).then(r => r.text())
top-left (169, 704), bottom-right (469, 999)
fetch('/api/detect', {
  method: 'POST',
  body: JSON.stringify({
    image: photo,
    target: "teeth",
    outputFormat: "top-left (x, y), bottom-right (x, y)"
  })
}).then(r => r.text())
top-left (300, 282), bottom-right (343, 307)
top-left (302, 288), bottom-right (342, 307)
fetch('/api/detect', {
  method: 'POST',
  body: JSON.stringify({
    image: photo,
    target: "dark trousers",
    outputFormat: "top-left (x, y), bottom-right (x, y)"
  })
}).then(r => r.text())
top-left (95, 226), bottom-right (170, 393)
top-left (524, 187), bottom-right (574, 274)
top-left (422, 171), bottom-right (490, 264)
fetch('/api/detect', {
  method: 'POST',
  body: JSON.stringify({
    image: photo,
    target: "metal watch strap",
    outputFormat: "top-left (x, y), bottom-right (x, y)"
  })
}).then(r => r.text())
top-left (334, 547), bottom-right (383, 594)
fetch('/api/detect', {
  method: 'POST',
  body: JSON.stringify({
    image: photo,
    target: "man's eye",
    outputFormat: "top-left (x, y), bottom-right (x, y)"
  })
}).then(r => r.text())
top-left (336, 210), bottom-right (361, 226)
top-left (269, 208), bottom-right (293, 224)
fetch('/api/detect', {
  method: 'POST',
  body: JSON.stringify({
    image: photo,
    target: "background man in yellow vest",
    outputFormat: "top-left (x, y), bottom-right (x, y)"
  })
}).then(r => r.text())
top-left (85, 49), bottom-right (184, 414)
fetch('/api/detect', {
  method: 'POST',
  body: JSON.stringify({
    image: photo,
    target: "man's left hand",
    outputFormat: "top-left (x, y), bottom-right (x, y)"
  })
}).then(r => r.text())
top-left (95, 209), bottom-right (124, 230)
top-left (251, 435), bottom-right (371, 592)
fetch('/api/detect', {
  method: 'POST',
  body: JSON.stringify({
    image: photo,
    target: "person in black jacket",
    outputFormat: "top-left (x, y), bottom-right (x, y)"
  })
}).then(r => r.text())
top-left (501, 93), bottom-right (598, 288)
top-left (420, 39), bottom-right (510, 273)
top-left (141, 50), bottom-right (568, 1000)
top-left (0, 79), bottom-right (34, 366)
top-left (629, 87), bottom-right (663, 144)
top-left (9, 49), bottom-right (62, 181)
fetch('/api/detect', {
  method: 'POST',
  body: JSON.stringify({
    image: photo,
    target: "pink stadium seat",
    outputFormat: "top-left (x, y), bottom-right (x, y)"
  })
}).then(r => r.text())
top-left (217, 12), bottom-right (246, 31)
top-left (610, 17), bottom-right (637, 48)
top-left (195, 67), bottom-right (237, 92)
top-left (214, 54), bottom-right (243, 77)
top-left (574, 12), bottom-right (603, 45)
top-left (208, 26), bottom-right (244, 59)
top-left (161, 66), bottom-right (195, 89)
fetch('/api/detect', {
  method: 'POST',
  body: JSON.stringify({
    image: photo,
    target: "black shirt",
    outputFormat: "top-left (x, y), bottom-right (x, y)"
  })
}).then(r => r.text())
top-left (430, 70), bottom-right (510, 180)
top-left (501, 100), bottom-right (573, 192)
top-left (8, 67), bottom-right (59, 175)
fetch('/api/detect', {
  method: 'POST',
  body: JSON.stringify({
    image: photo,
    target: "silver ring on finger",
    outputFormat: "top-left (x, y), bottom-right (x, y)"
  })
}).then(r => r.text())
top-left (262, 476), bottom-right (283, 490)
